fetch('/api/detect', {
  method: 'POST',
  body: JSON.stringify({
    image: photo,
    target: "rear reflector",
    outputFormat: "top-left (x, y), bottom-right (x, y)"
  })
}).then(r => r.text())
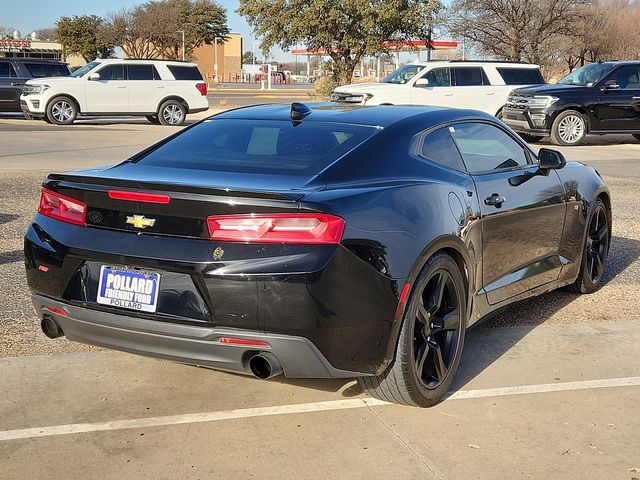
top-left (38, 188), bottom-right (86, 226)
top-left (219, 337), bottom-right (270, 348)
top-left (206, 213), bottom-right (345, 244)
top-left (108, 190), bottom-right (171, 204)
top-left (195, 82), bottom-right (207, 95)
top-left (45, 306), bottom-right (66, 316)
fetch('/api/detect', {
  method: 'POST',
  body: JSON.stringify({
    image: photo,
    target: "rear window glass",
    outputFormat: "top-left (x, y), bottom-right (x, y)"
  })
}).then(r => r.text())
top-left (0, 62), bottom-right (17, 77)
top-left (453, 67), bottom-right (488, 86)
top-left (127, 64), bottom-right (160, 80)
top-left (167, 65), bottom-right (203, 81)
top-left (420, 127), bottom-right (466, 171)
top-left (137, 119), bottom-right (378, 175)
top-left (497, 67), bottom-right (544, 85)
top-left (25, 62), bottom-right (70, 78)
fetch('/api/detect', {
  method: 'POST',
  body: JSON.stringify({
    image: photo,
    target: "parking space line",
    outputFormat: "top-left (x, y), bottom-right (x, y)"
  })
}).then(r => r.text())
top-left (2, 376), bottom-right (639, 442)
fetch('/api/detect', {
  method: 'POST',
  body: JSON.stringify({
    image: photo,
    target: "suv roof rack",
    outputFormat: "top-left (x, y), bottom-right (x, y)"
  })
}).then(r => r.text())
top-left (122, 58), bottom-right (190, 63)
top-left (448, 60), bottom-right (531, 64)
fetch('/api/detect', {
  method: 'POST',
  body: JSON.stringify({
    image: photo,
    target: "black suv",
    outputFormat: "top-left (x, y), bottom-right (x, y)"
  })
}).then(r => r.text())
top-left (0, 58), bottom-right (70, 113)
top-left (502, 61), bottom-right (640, 145)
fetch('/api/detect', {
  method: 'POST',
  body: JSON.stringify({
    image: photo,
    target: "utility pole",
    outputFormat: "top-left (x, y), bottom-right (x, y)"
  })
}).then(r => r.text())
top-left (214, 36), bottom-right (220, 82)
top-left (426, 26), bottom-right (432, 61)
top-left (177, 30), bottom-right (185, 61)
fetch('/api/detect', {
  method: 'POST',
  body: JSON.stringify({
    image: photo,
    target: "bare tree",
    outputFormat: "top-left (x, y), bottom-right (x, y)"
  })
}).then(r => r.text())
top-left (447, 0), bottom-right (593, 64)
top-left (34, 28), bottom-right (56, 40)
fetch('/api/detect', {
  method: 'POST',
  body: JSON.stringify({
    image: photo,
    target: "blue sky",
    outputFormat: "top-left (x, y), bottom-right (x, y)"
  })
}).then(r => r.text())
top-left (1, 0), bottom-right (281, 56)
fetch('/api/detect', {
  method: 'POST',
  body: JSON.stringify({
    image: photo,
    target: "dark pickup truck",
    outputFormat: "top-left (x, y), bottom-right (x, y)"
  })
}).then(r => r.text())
top-left (0, 58), bottom-right (70, 113)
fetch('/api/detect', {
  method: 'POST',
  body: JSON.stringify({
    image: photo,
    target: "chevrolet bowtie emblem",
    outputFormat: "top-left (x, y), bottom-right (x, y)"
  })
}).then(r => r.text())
top-left (126, 215), bottom-right (156, 229)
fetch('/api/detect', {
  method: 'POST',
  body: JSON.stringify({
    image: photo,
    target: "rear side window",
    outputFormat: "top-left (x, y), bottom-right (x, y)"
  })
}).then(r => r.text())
top-left (449, 122), bottom-right (530, 173)
top-left (25, 63), bottom-right (70, 78)
top-left (137, 119), bottom-right (378, 175)
top-left (98, 64), bottom-right (125, 81)
top-left (453, 67), bottom-right (489, 86)
top-left (127, 64), bottom-right (160, 80)
top-left (420, 127), bottom-right (466, 171)
top-left (167, 65), bottom-right (203, 81)
top-left (497, 68), bottom-right (544, 85)
top-left (0, 62), bottom-right (17, 77)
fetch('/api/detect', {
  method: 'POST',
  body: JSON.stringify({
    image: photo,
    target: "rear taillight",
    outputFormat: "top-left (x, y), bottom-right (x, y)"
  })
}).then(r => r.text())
top-left (38, 188), bottom-right (86, 226)
top-left (195, 82), bottom-right (207, 95)
top-left (206, 213), bottom-right (345, 244)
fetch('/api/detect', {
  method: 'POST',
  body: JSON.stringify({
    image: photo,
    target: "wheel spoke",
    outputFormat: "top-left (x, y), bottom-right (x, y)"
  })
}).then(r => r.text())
top-left (432, 309), bottom-right (459, 332)
top-left (416, 299), bottom-right (430, 326)
top-left (427, 272), bottom-right (446, 314)
top-left (428, 340), bottom-right (446, 381)
top-left (594, 253), bottom-right (604, 278)
top-left (415, 343), bottom-right (428, 378)
top-left (595, 225), bottom-right (607, 241)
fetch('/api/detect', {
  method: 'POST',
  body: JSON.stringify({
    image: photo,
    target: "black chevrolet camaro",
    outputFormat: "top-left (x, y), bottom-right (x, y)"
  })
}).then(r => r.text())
top-left (24, 103), bottom-right (611, 406)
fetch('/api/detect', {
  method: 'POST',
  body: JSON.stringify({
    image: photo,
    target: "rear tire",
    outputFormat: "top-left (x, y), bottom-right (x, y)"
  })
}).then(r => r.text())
top-left (551, 110), bottom-right (587, 146)
top-left (358, 252), bottom-right (467, 407)
top-left (46, 96), bottom-right (77, 125)
top-left (566, 198), bottom-right (610, 293)
top-left (158, 100), bottom-right (186, 126)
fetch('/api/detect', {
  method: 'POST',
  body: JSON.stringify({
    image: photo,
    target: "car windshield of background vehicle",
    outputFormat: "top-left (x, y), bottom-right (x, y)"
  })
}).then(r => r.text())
top-left (557, 63), bottom-right (615, 86)
top-left (136, 119), bottom-right (379, 175)
top-left (381, 65), bottom-right (423, 84)
top-left (70, 61), bottom-right (100, 78)
top-left (0, 62), bottom-right (17, 77)
top-left (25, 63), bottom-right (70, 78)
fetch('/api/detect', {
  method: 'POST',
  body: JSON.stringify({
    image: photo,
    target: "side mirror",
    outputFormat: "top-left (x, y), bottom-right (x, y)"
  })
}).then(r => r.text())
top-left (88, 72), bottom-right (100, 81)
top-left (414, 78), bottom-right (429, 87)
top-left (538, 148), bottom-right (566, 170)
top-left (602, 79), bottom-right (619, 90)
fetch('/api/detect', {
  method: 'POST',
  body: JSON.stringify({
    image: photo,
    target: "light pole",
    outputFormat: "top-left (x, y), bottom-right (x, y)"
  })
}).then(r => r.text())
top-left (252, 41), bottom-right (258, 81)
top-left (177, 30), bottom-right (185, 61)
top-left (214, 36), bottom-right (220, 82)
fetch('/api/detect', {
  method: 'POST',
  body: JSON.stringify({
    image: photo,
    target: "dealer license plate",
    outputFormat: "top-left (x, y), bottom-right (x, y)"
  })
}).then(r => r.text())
top-left (96, 266), bottom-right (161, 313)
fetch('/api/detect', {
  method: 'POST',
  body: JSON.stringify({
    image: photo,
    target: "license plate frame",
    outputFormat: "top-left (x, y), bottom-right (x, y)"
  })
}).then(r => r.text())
top-left (96, 265), bottom-right (161, 313)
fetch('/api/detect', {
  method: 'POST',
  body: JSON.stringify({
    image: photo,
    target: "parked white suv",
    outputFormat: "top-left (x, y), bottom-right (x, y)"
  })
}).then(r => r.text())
top-left (20, 59), bottom-right (209, 125)
top-left (331, 61), bottom-right (544, 116)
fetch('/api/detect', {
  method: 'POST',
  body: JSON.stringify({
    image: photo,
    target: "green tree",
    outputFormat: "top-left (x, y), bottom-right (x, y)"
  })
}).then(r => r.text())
top-left (237, 0), bottom-right (442, 85)
top-left (55, 15), bottom-right (114, 62)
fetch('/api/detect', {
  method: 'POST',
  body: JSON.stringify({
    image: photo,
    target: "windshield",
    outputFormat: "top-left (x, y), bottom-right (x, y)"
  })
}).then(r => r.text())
top-left (70, 61), bottom-right (101, 78)
top-left (382, 65), bottom-right (424, 84)
top-left (558, 63), bottom-right (614, 86)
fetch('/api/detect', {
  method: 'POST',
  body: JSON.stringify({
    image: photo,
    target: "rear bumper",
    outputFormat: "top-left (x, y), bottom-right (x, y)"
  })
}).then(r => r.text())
top-left (25, 215), bottom-right (401, 376)
top-left (33, 294), bottom-right (362, 378)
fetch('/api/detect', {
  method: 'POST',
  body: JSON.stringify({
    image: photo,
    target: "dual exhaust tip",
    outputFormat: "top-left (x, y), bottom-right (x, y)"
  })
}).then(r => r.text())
top-left (248, 352), bottom-right (283, 379)
top-left (41, 315), bottom-right (64, 339)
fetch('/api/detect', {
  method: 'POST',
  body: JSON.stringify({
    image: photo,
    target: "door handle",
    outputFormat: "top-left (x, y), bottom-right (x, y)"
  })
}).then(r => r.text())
top-left (116, 85), bottom-right (126, 88)
top-left (633, 96), bottom-right (640, 100)
top-left (155, 85), bottom-right (166, 88)
top-left (10, 82), bottom-right (22, 87)
top-left (484, 193), bottom-right (506, 207)
top-left (485, 92), bottom-right (496, 95)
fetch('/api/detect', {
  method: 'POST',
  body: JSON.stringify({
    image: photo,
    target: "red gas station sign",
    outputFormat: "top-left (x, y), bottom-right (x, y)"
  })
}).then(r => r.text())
top-left (0, 39), bottom-right (32, 50)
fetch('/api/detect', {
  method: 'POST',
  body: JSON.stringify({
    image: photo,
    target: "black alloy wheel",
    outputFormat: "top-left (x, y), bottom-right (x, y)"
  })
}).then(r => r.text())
top-left (359, 252), bottom-right (466, 407)
top-left (567, 198), bottom-right (610, 293)
top-left (413, 269), bottom-right (462, 389)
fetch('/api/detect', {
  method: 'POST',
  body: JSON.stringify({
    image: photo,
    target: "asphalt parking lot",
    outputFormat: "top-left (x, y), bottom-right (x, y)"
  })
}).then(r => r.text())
top-left (1, 114), bottom-right (639, 479)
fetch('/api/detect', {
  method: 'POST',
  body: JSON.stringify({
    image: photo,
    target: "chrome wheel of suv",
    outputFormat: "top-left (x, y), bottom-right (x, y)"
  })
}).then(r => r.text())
top-left (46, 96), bottom-right (77, 125)
top-left (551, 110), bottom-right (586, 145)
top-left (158, 100), bottom-right (186, 126)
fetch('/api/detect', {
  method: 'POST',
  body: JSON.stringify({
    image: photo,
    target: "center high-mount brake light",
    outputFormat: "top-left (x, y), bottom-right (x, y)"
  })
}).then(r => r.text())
top-left (206, 213), bottom-right (345, 244)
top-left (195, 82), bottom-right (207, 96)
top-left (38, 188), bottom-right (86, 226)
top-left (108, 190), bottom-right (171, 204)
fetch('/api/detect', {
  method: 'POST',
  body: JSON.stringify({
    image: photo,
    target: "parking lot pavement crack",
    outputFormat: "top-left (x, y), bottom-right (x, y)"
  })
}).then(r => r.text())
top-left (361, 398), bottom-right (445, 480)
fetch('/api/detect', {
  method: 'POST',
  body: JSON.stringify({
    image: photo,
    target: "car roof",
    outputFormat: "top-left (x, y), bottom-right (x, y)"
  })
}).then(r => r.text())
top-left (93, 58), bottom-right (199, 67)
top-left (597, 60), bottom-right (640, 67)
top-left (2, 58), bottom-right (68, 64)
top-left (211, 103), bottom-right (498, 129)
top-left (407, 60), bottom-right (539, 68)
